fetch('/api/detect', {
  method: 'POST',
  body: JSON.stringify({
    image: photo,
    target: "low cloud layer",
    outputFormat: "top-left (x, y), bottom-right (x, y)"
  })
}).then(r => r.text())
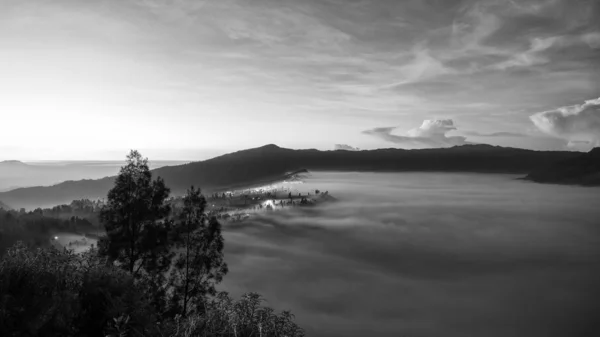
top-left (530, 97), bottom-right (600, 146)
top-left (334, 144), bottom-right (360, 151)
top-left (362, 119), bottom-right (470, 148)
top-left (463, 131), bottom-right (527, 138)
top-left (221, 172), bottom-right (600, 337)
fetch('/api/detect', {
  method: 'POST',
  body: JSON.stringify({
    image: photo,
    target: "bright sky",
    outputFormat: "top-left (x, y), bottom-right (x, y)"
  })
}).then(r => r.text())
top-left (1, 0), bottom-right (599, 160)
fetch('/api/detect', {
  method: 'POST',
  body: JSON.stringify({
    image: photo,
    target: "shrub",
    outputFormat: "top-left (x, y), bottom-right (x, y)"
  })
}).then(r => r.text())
top-left (0, 243), bottom-right (156, 337)
top-left (164, 292), bottom-right (305, 337)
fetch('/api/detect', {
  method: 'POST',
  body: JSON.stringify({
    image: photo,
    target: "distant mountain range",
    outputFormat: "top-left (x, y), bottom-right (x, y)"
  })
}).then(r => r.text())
top-left (0, 160), bottom-right (188, 192)
top-left (0, 144), bottom-right (591, 209)
top-left (524, 147), bottom-right (600, 186)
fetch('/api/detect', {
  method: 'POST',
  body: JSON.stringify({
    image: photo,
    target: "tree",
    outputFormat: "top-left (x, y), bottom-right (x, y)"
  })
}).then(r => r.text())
top-left (0, 242), bottom-right (159, 337)
top-left (168, 186), bottom-right (228, 317)
top-left (99, 150), bottom-right (171, 278)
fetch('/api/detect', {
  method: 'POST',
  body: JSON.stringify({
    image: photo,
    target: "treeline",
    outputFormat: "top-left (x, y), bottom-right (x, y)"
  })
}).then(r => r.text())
top-left (0, 150), bottom-right (303, 337)
top-left (0, 197), bottom-right (102, 254)
top-left (40, 199), bottom-right (104, 219)
top-left (0, 208), bottom-right (95, 254)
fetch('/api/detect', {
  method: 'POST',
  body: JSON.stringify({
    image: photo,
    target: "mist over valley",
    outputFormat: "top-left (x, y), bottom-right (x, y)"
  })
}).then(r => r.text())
top-left (220, 172), bottom-right (600, 337)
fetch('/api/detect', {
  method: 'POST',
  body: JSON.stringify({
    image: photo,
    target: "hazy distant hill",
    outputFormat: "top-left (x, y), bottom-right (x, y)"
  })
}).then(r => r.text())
top-left (0, 160), bottom-right (187, 192)
top-left (0, 200), bottom-right (11, 210)
top-left (525, 148), bottom-right (600, 186)
top-left (0, 160), bottom-right (30, 192)
top-left (0, 144), bottom-right (581, 209)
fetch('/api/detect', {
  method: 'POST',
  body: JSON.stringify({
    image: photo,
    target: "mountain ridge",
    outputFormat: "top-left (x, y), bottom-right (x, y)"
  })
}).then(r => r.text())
top-left (524, 147), bottom-right (600, 186)
top-left (0, 144), bottom-right (584, 209)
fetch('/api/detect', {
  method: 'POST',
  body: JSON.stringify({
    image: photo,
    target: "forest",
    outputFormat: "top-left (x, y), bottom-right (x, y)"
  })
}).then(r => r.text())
top-left (0, 151), bottom-right (303, 337)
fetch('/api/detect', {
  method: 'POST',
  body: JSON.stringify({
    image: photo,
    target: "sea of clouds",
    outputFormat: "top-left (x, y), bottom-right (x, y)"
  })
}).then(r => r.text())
top-left (220, 172), bottom-right (600, 337)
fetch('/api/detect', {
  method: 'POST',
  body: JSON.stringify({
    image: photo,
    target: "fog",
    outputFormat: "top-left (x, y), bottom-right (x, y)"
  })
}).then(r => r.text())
top-left (220, 172), bottom-right (600, 337)
top-left (52, 232), bottom-right (98, 254)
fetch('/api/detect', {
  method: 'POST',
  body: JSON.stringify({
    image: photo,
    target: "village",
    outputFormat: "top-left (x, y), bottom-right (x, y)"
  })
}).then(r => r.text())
top-left (201, 183), bottom-right (335, 222)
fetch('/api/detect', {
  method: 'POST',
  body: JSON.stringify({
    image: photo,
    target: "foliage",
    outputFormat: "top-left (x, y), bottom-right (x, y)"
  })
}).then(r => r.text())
top-left (0, 243), bottom-right (156, 337)
top-left (0, 242), bottom-right (79, 336)
top-left (0, 207), bottom-right (96, 255)
top-left (99, 150), bottom-right (171, 277)
top-left (0, 243), bottom-right (304, 337)
top-left (168, 186), bottom-right (228, 317)
top-left (165, 292), bottom-right (304, 337)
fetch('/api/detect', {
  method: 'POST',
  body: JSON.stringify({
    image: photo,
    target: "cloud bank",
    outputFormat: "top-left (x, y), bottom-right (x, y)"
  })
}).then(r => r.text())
top-left (362, 119), bottom-right (470, 148)
top-left (530, 97), bottom-right (600, 146)
top-left (334, 144), bottom-right (360, 151)
top-left (463, 131), bottom-right (527, 138)
top-left (221, 172), bottom-right (600, 337)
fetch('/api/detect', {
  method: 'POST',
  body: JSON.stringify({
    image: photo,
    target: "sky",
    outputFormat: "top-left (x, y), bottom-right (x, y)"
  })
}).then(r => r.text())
top-left (0, 0), bottom-right (599, 160)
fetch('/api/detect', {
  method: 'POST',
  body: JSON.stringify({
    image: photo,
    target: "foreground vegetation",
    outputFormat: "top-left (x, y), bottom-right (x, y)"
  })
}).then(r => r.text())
top-left (0, 151), bottom-right (304, 337)
top-left (0, 202), bottom-right (97, 255)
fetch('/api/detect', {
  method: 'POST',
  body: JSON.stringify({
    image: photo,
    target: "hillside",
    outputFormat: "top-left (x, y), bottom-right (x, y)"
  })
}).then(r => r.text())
top-left (0, 200), bottom-right (10, 210)
top-left (0, 160), bottom-right (116, 193)
top-left (524, 148), bottom-right (600, 186)
top-left (0, 144), bottom-right (581, 209)
top-left (0, 160), bottom-right (187, 192)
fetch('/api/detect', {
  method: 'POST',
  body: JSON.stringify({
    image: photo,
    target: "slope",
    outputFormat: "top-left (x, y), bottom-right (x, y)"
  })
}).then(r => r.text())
top-left (524, 148), bottom-right (600, 186)
top-left (0, 144), bottom-right (581, 209)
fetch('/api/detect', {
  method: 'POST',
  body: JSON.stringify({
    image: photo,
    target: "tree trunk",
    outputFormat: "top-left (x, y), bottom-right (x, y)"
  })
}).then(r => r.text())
top-left (129, 216), bottom-right (135, 274)
top-left (182, 213), bottom-right (191, 317)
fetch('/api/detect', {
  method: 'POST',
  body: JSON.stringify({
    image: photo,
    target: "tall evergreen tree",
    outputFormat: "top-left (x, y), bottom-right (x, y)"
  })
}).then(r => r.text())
top-left (99, 150), bottom-right (171, 278)
top-left (168, 186), bottom-right (228, 317)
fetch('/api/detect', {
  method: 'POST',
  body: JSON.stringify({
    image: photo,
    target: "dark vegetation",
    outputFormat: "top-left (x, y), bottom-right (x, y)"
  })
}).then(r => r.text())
top-left (0, 151), bottom-right (303, 337)
top-left (525, 147), bottom-right (600, 186)
top-left (0, 200), bottom-right (10, 210)
top-left (0, 144), bottom-right (582, 210)
top-left (0, 200), bottom-right (99, 254)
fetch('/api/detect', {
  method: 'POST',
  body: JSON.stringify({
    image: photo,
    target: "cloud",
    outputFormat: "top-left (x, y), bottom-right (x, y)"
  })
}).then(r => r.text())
top-left (568, 140), bottom-right (591, 145)
top-left (451, 1), bottom-right (503, 53)
top-left (387, 48), bottom-right (455, 86)
top-left (463, 131), bottom-right (528, 138)
top-left (221, 172), bottom-right (600, 337)
top-left (567, 140), bottom-right (593, 151)
top-left (530, 97), bottom-right (600, 146)
top-left (407, 119), bottom-right (456, 137)
top-left (334, 144), bottom-right (360, 151)
top-left (492, 36), bottom-right (557, 70)
top-left (3, 0), bottom-right (599, 155)
top-left (582, 32), bottom-right (600, 49)
top-left (362, 119), bottom-right (470, 148)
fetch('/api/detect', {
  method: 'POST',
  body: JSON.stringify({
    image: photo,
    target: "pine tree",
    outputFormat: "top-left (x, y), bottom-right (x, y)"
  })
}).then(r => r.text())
top-left (168, 186), bottom-right (228, 317)
top-left (99, 150), bottom-right (172, 278)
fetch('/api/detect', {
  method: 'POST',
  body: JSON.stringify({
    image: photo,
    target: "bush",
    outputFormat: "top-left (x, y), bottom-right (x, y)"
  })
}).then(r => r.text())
top-left (0, 243), bottom-right (304, 337)
top-left (0, 243), bottom-right (156, 337)
top-left (163, 292), bottom-right (304, 337)
top-left (0, 242), bottom-right (80, 336)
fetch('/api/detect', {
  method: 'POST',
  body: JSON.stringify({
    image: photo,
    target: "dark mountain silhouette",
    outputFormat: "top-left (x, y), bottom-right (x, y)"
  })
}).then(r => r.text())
top-left (0, 144), bottom-right (582, 209)
top-left (524, 147), bottom-right (600, 186)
